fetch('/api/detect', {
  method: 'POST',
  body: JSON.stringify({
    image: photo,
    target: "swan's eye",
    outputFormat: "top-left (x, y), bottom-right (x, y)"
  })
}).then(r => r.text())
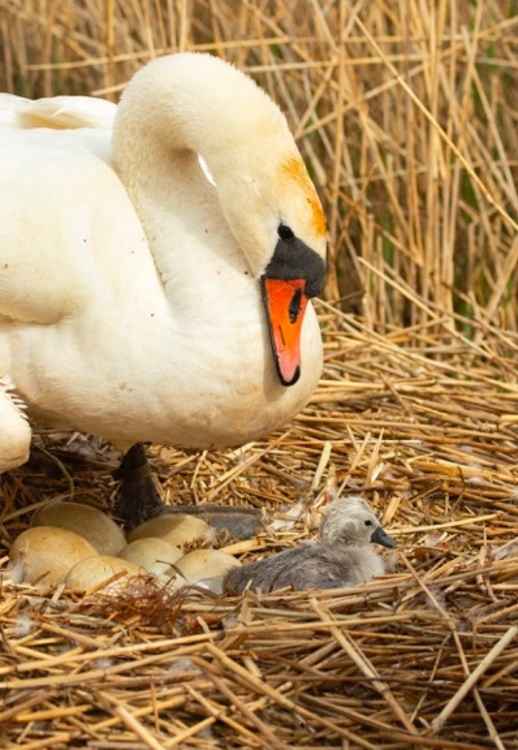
top-left (364, 520), bottom-right (373, 527)
top-left (278, 224), bottom-right (294, 241)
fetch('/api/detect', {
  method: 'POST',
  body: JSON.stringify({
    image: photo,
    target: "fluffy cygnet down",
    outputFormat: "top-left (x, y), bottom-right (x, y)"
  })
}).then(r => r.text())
top-left (224, 496), bottom-right (396, 594)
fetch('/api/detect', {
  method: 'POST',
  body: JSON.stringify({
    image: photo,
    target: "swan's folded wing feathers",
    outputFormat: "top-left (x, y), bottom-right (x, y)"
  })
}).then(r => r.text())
top-left (0, 93), bottom-right (118, 323)
top-left (0, 133), bottom-right (136, 325)
top-left (0, 93), bottom-right (31, 128)
top-left (0, 94), bottom-right (116, 131)
top-left (0, 146), bottom-right (93, 324)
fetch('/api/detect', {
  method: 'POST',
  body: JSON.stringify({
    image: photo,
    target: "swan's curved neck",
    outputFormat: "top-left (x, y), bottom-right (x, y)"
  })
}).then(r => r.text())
top-left (110, 55), bottom-right (285, 316)
top-left (112, 53), bottom-right (282, 183)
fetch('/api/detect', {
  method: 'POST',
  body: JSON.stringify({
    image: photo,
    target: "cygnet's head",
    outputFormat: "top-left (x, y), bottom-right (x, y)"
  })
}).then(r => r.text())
top-left (320, 496), bottom-right (396, 548)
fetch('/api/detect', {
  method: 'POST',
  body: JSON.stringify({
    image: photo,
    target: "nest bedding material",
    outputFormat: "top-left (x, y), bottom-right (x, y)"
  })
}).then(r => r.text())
top-left (1, 305), bottom-right (518, 749)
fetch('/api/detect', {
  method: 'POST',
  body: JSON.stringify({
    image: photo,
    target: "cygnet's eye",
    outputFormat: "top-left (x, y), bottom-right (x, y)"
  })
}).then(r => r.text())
top-left (364, 520), bottom-right (373, 527)
top-left (278, 223), bottom-right (294, 241)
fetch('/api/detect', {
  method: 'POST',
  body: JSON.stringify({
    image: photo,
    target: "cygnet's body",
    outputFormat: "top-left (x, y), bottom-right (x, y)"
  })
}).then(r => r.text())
top-left (224, 496), bottom-right (395, 594)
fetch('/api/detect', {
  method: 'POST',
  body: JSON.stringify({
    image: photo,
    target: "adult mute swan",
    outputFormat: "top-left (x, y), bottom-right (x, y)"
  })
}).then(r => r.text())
top-left (0, 53), bottom-right (326, 528)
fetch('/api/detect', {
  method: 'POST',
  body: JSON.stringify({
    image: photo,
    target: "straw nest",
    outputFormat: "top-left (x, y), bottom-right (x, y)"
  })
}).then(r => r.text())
top-left (1, 303), bottom-right (517, 750)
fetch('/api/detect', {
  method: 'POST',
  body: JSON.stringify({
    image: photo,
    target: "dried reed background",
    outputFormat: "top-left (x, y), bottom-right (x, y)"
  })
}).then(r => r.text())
top-left (1, 1), bottom-right (518, 749)
top-left (1, 0), bottom-right (517, 328)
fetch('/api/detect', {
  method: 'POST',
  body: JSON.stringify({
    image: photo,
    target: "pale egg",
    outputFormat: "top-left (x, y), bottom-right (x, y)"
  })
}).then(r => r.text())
top-left (9, 526), bottom-right (98, 590)
top-left (65, 555), bottom-right (143, 592)
top-left (174, 548), bottom-right (240, 593)
top-left (128, 514), bottom-right (214, 548)
top-left (33, 501), bottom-right (126, 555)
top-left (120, 537), bottom-right (182, 579)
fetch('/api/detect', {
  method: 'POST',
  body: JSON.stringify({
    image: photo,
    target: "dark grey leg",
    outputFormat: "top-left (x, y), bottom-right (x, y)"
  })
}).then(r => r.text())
top-left (113, 443), bottom-right (164, 530)
top-left (113, 443), bottom-right (263, 538)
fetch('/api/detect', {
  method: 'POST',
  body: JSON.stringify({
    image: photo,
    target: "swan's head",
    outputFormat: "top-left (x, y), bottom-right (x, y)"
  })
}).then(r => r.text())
top-left (210, 134), bottom-right (327, 386)
top-left (115, 52), bottom-right (327, 386)
top-left (172, 53), bottom-right (328, 386)
top-left (320, 496), bottom-right (396, 548)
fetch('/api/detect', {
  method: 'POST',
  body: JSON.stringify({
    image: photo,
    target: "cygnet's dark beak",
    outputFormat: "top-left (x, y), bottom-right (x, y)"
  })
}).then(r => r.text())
top-left (371, 526), bottom-right (396, 548)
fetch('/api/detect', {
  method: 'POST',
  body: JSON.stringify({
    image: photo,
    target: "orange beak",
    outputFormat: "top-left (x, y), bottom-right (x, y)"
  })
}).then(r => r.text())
top-left (261, 277), bottom-right (309, 386)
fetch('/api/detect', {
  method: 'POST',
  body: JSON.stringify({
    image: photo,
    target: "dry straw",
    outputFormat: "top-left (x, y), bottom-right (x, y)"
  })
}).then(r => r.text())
top-left (1, 1), bottom-right (518, 748)
top-left (1, 306), bottom-right (518, 748)
top-left (0, 0), bottom-right (516, 329)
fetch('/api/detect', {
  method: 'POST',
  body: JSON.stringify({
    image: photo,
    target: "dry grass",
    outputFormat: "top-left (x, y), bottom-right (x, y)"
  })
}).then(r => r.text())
top-left (1, 305), bottom-right (518, 748)
top-left (1, 2), bottom-right (518, 748)
top-left (1, 0), bottom-right (517, 328)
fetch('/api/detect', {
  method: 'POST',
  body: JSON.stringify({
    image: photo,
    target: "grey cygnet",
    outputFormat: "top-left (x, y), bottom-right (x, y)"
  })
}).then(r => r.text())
top-left (224, 495), bottom-right (396, 594)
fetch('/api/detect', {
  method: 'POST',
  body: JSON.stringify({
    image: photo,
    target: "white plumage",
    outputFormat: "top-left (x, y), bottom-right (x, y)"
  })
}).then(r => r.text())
top-left (0, 53), bottom-right (326, 472)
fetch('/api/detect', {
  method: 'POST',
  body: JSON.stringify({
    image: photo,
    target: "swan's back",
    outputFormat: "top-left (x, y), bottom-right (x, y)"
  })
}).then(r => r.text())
top-left (0, 93), bottom-right (116, 130)
top-left (0, 92), bottom-right (138, 326)
top-left (0, 93), bottom-right (115, 164)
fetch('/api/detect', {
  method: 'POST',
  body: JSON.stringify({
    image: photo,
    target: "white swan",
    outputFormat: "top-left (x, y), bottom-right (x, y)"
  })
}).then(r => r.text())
top-left (0, 53), bottom-right (326, 482)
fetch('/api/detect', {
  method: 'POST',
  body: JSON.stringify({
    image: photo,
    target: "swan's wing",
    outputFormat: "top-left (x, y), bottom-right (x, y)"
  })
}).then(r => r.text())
top-left (0, 93), bottom-right (114, 165)
top-left (0, 128), bottom-right (149, 326)
top-left (0, 94), bottom-right (29, 128)
top-left (0, 93), bottom-right (116, 130)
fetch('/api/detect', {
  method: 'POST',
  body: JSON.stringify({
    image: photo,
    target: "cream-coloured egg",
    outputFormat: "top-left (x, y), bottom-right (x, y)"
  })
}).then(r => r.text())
top-left (175, 549), bottom-right (241, 585)
top-left (9, 526), bottom-right (98, 590)
top-left (65, 555), bottom-right (142, 592)
top-left (128, 514), bottom-right (214, 548)
top-left (33, 501), bottom-right (126, 556)
top-left (120, 537), bottom-right (183, 579)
